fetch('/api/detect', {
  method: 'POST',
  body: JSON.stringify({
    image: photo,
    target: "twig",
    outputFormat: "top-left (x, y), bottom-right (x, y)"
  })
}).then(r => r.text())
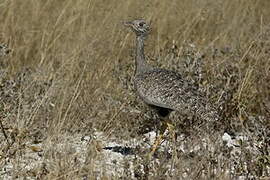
top-left (0, 118), bottom-right (10, 146)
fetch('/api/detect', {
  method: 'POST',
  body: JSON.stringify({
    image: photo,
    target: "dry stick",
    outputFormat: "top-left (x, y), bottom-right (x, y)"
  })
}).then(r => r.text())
top-left (102, 102), bottom-right (127, 133)
top-left (0, 118), bottom-right (10, 146)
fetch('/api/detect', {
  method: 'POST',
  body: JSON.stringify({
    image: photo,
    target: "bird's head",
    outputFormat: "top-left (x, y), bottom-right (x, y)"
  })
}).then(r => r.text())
top-left (0, 44), bottom-right (11, 56)
top-left (124, 19), bottom-right (150, 37)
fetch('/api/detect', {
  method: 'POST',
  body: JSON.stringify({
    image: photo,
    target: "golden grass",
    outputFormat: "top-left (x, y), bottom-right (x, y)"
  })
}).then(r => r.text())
top-left (0, 0), bottom-right (270, 179)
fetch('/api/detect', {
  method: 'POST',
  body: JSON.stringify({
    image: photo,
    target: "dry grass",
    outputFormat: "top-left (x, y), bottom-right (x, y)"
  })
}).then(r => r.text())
top-left (0, 0), bottom-right (270, 179)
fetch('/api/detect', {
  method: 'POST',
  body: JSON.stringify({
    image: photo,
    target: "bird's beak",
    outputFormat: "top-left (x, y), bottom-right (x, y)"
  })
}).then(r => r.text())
top-left (123, 21), bottom-right (133, 27)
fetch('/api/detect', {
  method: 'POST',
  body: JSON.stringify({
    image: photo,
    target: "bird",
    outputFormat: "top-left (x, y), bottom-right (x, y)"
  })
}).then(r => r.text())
top-left (0, 44), bottom-right (11, 56)
top-left (123, 19), bottom-right (219, 156)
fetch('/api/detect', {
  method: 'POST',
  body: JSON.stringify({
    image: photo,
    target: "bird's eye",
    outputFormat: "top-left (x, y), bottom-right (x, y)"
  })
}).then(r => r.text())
top-left (139, 22), bottom-right (145, 27)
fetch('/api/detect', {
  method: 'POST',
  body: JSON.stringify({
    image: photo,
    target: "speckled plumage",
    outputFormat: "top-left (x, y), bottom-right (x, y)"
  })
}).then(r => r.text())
top-left (135, 68), bottom-right (218, 121)
top-left (125, 19), bottom-right (218, 122)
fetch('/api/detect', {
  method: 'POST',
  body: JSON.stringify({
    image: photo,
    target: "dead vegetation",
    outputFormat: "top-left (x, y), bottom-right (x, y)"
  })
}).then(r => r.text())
top-left (0, 0), bottom-right (269, 179)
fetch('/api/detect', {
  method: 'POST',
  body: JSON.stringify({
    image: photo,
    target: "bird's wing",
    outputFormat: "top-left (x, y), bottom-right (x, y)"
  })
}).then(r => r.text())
top-left (135, 69), bottom-right (208, 115)
top-left (135, 68), bottom-right (219, 121)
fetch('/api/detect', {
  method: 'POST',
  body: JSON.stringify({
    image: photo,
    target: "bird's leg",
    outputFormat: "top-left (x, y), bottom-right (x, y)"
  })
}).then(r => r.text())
top-left (166, 120), bottom-right (177, 159)
top-left (166, 120), bottom-right (176, 142)
top-left (149, 120), bottom-right (168, 156)
top-left (148, 119), bottom-right (176, 158)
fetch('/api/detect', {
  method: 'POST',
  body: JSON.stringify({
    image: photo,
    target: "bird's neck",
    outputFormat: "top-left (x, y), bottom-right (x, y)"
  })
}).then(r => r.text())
top-left (135, 35), bottom-right (151, 75)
